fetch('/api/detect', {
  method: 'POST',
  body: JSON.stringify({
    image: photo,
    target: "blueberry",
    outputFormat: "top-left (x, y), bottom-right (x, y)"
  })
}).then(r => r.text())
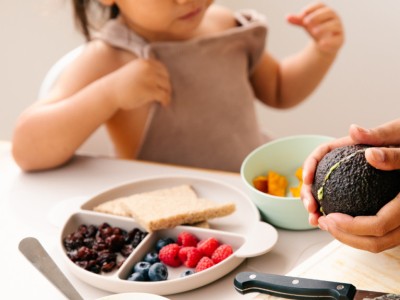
top-left (127, 272), bottom-right (147, 281)
top-left (132, 261), bottom-right (151, 280)
top-left (144, 251), bottom-right (160, 264)
top-left (148, 262), bottom-right (168, 281)
top-left (155, 237), bottom-right (175, 252)
top-left (180, 269), bottom-right (194, 277)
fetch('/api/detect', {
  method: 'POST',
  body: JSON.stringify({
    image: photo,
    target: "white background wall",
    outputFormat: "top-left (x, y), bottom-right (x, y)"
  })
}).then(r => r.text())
top-left (2, 1), bottom-right (399, 155)
top-left (1, 1), bottom-right (83, 140)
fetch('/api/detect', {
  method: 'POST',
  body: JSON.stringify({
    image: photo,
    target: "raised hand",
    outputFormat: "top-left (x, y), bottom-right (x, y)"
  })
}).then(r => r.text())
top-left (287, 2), bottom-right (344, 55)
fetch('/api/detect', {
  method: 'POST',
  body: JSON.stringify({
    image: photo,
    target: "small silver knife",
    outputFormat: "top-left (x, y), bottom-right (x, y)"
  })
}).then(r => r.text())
top-left (234, 272), bottom-right (400, 300)
top-left (19, 237), bottom-right (84, 300)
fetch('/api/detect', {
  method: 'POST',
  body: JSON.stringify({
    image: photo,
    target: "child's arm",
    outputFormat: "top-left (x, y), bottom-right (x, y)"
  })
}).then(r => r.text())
top-left (251, 2), bottom-right (344, 108)
top-left (12, 41), bottom-right (171, 171)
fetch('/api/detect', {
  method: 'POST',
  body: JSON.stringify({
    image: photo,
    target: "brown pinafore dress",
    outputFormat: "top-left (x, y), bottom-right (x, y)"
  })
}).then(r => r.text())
top-left (97, 11), bottom-right (268, 172)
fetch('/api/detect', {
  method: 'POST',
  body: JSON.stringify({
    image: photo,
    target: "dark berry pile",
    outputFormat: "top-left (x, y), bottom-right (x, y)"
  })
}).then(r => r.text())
top-left (63, 222), bottom-right (147, 274)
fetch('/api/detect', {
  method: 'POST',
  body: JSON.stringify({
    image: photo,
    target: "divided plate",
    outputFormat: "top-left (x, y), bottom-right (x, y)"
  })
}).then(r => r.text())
top-left (59, 175), bottom-right (278, 295)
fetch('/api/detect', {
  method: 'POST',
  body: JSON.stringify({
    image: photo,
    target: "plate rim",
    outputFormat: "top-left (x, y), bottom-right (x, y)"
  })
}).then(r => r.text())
top-left (60, 174), bottom-right (278, 295)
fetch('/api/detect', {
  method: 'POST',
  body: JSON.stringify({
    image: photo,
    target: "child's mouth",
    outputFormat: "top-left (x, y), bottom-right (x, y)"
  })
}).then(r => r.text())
top-left (179, 8), bottom-right (202, 20)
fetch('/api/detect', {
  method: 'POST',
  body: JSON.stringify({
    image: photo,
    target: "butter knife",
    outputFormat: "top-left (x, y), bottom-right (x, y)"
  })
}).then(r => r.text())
top-left (19, 237), bottom-right (84, 300)
top-left (234, 272), bottom-right (400, 300)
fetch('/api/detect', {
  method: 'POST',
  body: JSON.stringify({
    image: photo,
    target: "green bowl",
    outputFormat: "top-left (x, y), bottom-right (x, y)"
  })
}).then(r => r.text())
top-left (240, 135), bottom-right (334, 230)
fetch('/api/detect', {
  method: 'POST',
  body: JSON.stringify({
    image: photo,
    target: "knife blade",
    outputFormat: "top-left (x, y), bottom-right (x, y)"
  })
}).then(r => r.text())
top-left (234, 272), bottom-right (400, 300)
top-left (19, 237), bottom-right (84, 300)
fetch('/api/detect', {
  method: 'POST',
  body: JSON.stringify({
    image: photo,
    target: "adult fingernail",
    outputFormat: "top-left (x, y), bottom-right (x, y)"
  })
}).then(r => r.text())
top-left (353, 124), bottom-right (370, 134)
top-left (318, 218), bottom-right (328, 231)
top-left (369, 148), bottom-right (385, 162)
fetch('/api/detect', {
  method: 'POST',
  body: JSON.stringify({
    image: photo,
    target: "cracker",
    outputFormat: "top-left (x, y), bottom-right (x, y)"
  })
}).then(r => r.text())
top-left (93, 184), bottom-right (236, 232)
top-left (120, 195), bottom-right (235, 232)
top-left (93, 197), bottom-right (130, 217)
top-left (93, 184), bottom-right (197, 217)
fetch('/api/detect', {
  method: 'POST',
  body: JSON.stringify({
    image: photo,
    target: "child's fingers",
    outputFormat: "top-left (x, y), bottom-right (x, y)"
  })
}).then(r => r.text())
top-left (286, 2), bottom-right (326, 26)
top-left (288, 4), bottom-right (343, 52)
top-left (286, 14), bottom-right (303, 26)
top-left (303, 6), bottom-right (338, 28)
top-left (298, 1), bottom-right (326, 20)
top-left (153, 86), bottom-right (171, 107)
top-left (155, 78), bottom-right (172, 107)
top-left (309, 19), bottom-right (344, 53)
top-left (309, 18), bottom-right (343, 38)
top-left (150, 59), bottom-right (172, 106)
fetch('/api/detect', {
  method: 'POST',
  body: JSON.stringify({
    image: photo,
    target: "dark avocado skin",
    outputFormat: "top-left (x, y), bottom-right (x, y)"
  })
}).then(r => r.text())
top-left (312, 145), bottom-right (400, 216)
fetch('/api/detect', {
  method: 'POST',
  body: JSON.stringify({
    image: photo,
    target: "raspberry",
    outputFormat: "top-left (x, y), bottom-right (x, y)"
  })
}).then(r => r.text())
top-left (195, 256), bottom-right (215, 272)
top-left (177, 231), bottom-right (199, 247)
top-left (197, 237), bottom-right (220, 257)
top-left (158, 243), bottom-right (182, 267)
top-left (179, 247), bottom-right (203, 268)
top-left (211, 244), bottom-right (233, 264)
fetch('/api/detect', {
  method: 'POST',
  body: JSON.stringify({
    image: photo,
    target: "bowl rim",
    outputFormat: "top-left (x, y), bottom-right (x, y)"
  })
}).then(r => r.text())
top-left (240, 134), bottom-right (334, 201)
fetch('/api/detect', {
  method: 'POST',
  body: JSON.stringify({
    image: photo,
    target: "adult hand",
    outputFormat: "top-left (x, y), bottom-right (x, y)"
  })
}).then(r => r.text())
top-left (317, 193), bottom-right (400, 253)
top-left (350, 120), bottom-right (400, 170)
top-left (301, 135), bottom-right (352, 225)
top-left (301, 119), bottom-right (400, 252)
top-left (287, 1), bottom-right (344, 55)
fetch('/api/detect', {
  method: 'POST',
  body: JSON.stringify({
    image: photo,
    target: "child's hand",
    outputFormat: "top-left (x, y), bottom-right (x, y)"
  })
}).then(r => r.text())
top-left (287, 2), bottom-right (344, 55)
top-left (109, 58), bottom-right (171, 110)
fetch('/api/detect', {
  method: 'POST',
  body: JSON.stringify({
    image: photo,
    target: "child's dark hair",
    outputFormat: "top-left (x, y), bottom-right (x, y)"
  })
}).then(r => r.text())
top-left (72, 0), bottom-right (119, 41)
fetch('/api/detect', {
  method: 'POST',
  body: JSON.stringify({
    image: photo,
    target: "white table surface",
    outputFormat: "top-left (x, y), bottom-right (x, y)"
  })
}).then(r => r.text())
top-left (0, 143), bottom-right (333, 300)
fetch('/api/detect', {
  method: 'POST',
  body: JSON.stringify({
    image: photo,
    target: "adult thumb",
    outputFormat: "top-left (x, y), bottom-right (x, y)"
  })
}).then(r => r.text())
top-left (365, 147), bottom-right (400, 171)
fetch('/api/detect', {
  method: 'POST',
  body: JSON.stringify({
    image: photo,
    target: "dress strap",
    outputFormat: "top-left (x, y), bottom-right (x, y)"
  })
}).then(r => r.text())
top-left (93, 18), bottom-right (152, 58)
top-left (234, 9), bottom-right (268, 27)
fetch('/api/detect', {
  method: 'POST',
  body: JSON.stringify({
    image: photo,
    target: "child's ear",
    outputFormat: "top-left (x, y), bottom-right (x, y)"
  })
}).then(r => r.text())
top-left (98, 0), bottom-right (115, 6)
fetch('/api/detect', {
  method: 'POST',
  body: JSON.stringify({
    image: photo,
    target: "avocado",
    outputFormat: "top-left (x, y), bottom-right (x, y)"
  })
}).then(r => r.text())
top-left (312, 144), bottom-right (400, 216)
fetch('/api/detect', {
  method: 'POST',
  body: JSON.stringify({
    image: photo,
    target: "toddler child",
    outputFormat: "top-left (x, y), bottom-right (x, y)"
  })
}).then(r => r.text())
top-left (12, 1), bottom-right (344, 172)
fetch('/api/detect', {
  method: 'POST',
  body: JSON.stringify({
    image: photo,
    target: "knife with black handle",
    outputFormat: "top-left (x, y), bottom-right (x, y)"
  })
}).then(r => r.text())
top-left (234, 272), bottom-right (399, 300)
